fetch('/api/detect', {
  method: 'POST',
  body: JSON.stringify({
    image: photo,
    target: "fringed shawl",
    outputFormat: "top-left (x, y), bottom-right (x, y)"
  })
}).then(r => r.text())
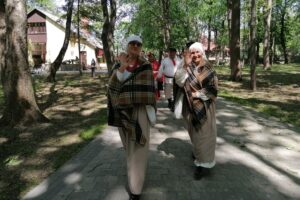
top-left (107, 58), bottom-right (156, 145)
top-left (184, 60), bottom-right (218, 128)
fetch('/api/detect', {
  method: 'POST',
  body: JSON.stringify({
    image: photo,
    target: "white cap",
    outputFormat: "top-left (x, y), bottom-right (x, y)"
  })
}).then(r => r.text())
top-left (189, 42), bottom-right (207, 60)
top-left (189, 42), bottom-right (204, 54)
top-left (127, 35), bottom-right (142, 45)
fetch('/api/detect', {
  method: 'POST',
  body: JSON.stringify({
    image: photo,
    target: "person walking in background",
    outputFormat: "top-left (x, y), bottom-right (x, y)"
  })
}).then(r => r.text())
top-left (140, 50), bottom-right (147, 60)
top-left (90, 58), bottom-right (96, 77)
top-left (157, 47), bottom-right (181, 111)
top-left (107, 35), bottom-right (156, 200)
top-left (174, 42), bottom-right (218, 180)
top-left (147, 52), bottom-right (160, 100)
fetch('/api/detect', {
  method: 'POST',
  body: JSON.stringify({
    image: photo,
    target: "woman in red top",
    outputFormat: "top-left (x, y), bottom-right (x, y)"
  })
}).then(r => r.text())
top-left (147, 52), bottom-right (161, 99)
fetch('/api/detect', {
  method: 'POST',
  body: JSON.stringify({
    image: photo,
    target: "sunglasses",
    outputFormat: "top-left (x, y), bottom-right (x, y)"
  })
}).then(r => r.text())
top-left (129, 41), bottom-right (142, 47)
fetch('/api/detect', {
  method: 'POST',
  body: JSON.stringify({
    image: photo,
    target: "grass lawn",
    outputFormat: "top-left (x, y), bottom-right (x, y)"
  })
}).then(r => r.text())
top-left (0, 73), bottom-right (108, 200)
top-left (216, 63), bottom-right (300, 127)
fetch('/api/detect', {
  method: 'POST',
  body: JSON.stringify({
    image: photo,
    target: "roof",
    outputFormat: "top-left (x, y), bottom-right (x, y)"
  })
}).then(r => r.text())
top-left (27, 8), bottom-right (103, 49)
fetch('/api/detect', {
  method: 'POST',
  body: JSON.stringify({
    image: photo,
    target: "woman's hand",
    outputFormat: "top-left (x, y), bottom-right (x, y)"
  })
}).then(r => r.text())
top-left (118, 53), bottom-right (129, 73)
top-left (183, 49), bottom-right (192, 68)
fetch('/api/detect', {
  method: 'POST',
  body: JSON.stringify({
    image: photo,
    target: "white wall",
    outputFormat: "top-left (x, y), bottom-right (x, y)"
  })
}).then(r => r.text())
top-left (45, 19), bottom-right (65, 62)
top-left (45, 19), bottom-right (97, 64)
top-left (81, 43), bottom-right (97, 66)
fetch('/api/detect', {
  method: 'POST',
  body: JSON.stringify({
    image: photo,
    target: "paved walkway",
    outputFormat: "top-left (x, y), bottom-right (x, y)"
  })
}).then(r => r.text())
top-left (23, 98), bottom-right (300, 200)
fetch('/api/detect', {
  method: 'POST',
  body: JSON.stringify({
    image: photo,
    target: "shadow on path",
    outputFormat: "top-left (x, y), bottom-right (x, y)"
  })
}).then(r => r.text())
top-left (22, 99), bottom-right (300, 200)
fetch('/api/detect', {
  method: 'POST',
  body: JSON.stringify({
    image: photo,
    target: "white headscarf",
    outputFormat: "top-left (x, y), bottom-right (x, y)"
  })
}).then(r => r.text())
top-left (123, 35), bottom-right (142, 52)
top-left (189, 42), bottom-right (207, 60)
top-left (127, 35), bottom-right (142, 44)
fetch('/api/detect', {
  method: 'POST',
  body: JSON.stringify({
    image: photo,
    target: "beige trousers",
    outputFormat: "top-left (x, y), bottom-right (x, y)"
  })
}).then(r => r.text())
top-left (118, 106), bottom-right (150, 195)
top-left (164, 82), bottom-right (173, 99)
top-left (182, 100), bottom-right (217, 164)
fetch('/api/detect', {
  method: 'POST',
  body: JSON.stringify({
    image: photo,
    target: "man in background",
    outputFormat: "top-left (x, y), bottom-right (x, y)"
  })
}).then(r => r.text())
top-left (157, 47), bottom-right (181, 111)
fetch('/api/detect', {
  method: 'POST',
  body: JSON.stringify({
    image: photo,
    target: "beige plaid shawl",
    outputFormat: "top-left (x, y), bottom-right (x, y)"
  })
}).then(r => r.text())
top-left (184, 60), bottom-right (218, 128)
top-left (107, 59), bottom-right (156, 145)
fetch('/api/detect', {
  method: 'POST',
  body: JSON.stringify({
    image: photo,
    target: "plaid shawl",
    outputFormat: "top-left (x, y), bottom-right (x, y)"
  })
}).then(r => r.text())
top-left (184, 60), bottom-right (218, 128)
top-left (107, 58), bottom-right (156, 145)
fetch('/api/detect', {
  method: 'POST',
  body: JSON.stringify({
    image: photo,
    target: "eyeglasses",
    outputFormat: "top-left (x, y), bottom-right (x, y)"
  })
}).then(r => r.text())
top-left (129, 41), bottom-right (142, 47)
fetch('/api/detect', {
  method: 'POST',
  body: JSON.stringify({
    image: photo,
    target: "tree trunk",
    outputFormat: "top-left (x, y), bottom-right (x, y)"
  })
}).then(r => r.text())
top-left (47, 0), bottom-right (74, 82)
top-left (227, 0), bottom-right (232, 45)
top-left (0, 0), bottom-right (48, 127)
top-left (256, 42), bottom-right (260, 62)
top-left (242, 14), bottom-right (249, 65)
top-left (207, 17), bottom-right (212, 59)
top-left (280, 0), bottom-right (288, 64)
top-left (161, 0), bottom-right (171, 49)
top-left (0, 0), bottom-right (5, 83)
top-left (263, 0), bottom-right (272, 69)
top-left (270, 35), bottom-right (275, 64)
top-left (215, 29), bottom-right (221, 65)
top-left (249, 0), bottom-right (257, 90)
top-left (229, 0), bottom-right (242, 81)
top-left (221, 20), bottom-right (226, 61)
top-left (77, 0), bottom-right (83, 75)
top-left (101, 0), bottom-right (116, 74)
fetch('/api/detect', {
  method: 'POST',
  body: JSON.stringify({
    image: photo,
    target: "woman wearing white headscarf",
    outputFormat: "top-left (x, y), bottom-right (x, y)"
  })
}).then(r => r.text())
top-left (107, 35), bottom-right (156, 199)
top-left (174, 42), bottom-right (218, 180)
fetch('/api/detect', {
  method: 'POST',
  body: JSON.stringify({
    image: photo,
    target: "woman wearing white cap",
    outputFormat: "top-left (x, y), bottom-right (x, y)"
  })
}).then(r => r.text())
top-left (174, 42), bottom-right (218, 180)
top-left (107, 35), bottom-right (156, 199)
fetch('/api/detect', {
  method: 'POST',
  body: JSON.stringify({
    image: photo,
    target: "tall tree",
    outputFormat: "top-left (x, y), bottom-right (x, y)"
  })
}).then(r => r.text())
top-left (0, 0), bottom-right (5, 83)
top-left (101, 0), bottom-right (116, 73)
top-left (279, 0), bottom-right (289, 64)
top-left (229, 0), bottom-right (242, 81)
top-left (207, 16), bottom-right (212, 59)
top-left (249, 0), bottom-right (257, 90)
top-left (263, 0), bottom-right (272, 69)
top-left (0, 0), bottom-right (47, 127)
top-left (161, 0), bottom-right (171, 49)
top-left (47, 0), bottom-right (75, 82)
top-left (77, 0), bottom-right (83, 74)
top-left (288, 1), bottom-right (300, 60)
top-left (227, 0), bottom-right (232, 45)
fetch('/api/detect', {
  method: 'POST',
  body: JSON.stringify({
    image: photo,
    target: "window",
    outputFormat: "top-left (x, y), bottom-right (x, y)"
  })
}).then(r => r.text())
top-left (27, 22), bottom-right (46, 33)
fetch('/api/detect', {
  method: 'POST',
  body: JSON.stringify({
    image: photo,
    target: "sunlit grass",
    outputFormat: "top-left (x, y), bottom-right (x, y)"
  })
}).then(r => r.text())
top-left (80, 110), bottom-right (107, 141)
top-left (4, 155), bottom-right (23, 167)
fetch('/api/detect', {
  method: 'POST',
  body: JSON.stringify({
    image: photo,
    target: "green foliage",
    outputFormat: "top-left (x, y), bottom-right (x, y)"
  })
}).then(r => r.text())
top-left (270, 0), bottom-right (300, 57)
top-left (126, 0), bottom-right (164, 51)
top-left (27, 0), bottom-right (55, 11)
top-left (73, 0), bottom-right (104, 37)
top-left (287, 4), bottom-right (300, 56)
top-left (119, 0), bottom-right (228, 52)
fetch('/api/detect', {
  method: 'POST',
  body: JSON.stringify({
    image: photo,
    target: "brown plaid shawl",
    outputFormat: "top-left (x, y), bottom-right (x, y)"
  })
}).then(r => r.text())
top-left (184, 60), bottom-right (218, 128)
top-left (107, 59), bottom-right (156, 145)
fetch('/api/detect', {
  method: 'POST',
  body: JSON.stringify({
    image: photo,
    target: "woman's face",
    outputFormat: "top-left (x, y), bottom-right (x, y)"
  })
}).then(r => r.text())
top-left (190, 48), bottom-right (203, 64)
top-left (127, 40), bottom-right (142, 56)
